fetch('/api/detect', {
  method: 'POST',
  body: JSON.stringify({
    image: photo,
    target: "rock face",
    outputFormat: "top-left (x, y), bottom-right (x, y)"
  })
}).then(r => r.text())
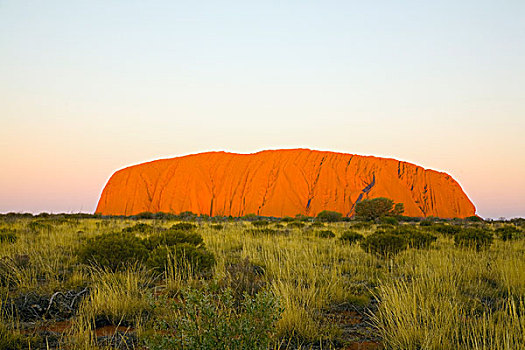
top-left (96, 149), bottom-right (476, 218)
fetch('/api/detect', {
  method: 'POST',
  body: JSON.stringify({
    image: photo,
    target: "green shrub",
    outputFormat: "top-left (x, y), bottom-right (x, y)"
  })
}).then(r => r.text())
top-left (361, 233), bottom-right (408, 258)
top-left (419, 219), bottom-right (433, 227)
top-left (294, 214), bottom-right (310, 222)
top-left (380, 216), bottom-right (398, 225)
top-left (354, 197), bottom-right (404, 221)
top-left (252, 220), bottom-right (270, 227)
top-left (287, 221), bottom-right (305, 229)
top-left (390, 225), bottom-right (418, 236)
top-left (146, 230), bottom-right (204, 250)
top-left (465, 216), bottom-right (484, 222)
top-left (316, 210), bottom-right (343, 222)
top-left (246, 228), bottom-right (281, 236)
top-left (432, 224), bottom-right (461, 236)
top-left (122, 223), bottom-right (154, 233)
top-left (146, 244), bottom-right (215, 275)
top-left (339, 231), bottom-right (364, 244)
top-left (170, 222), bottom-right (197, 231)
top-left (310, 222), bottom-right (324, 228)
top-left (350, 222), bottom-right (373, 230)
top-left (385, 226), bottom-right (437, 249)
top-left (145, 287), bottom-right (282, 350)
top-left (495, 226), bottom-right (523, 241)
top-left (210, 224), bottom-right (224, 230)
top-left (405, 231), bottom-right (437, 249)
top-left (315, 230), bottom-right (335, 239)
top-left (78, 232), bottom-right (149, 271)
top-left (0, 229), bottom-right (17, 243)
top-left (454, 228), bottom-right (493, 251)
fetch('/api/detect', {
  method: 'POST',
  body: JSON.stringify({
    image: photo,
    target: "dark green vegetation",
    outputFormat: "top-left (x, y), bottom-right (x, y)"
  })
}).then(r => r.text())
top-left (354, 197), bottom-right (404, 221)
top-left (0, 211), bottom-right (524, 349)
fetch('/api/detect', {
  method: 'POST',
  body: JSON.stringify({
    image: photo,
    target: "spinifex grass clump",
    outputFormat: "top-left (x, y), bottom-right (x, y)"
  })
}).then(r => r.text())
top-left (27, 220), bottom-right (52, 234)
top-left (0, 229), bottom-right (17, 243)
top-left (454, 227), bottom-right (494, 251)
top-left (146, 244), bottom-right (215, 276)
top-left (315, 230), bottom-right (336, 239)
top-left (144, 287), bottom-right (282, 350)
top-left (222, 258), bottom-right (266, 300)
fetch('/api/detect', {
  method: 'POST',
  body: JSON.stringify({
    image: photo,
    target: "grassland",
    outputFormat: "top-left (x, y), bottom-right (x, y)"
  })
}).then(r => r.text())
top-left (0, 214), bottom-right (524, 349)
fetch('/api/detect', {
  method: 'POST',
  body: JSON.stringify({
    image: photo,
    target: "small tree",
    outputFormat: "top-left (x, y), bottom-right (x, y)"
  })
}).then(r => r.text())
top-left (354, 198), bottom-right (404, 222)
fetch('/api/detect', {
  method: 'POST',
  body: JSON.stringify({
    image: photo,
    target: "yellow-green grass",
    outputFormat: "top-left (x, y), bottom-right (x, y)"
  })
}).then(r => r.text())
top-left (0, 217), bottom-right (524, 349)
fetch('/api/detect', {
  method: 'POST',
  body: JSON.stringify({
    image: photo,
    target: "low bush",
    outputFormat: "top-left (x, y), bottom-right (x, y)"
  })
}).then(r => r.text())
top-left (380, 216), bottom-right (398, 225)
top-left (316, 210), bottom-right (343, 222)
top-left (210, 224), bottom-right (224, 230)
top-left (350, 222), bottom-right (373, 230)
top-left (432, 224), bottom-right (461, 236)
top-left (495, 226), bottom-right (523, 241)
top-left (246, 228), bottom-right (281, 236)
top-left (339, 231), bottom-right (364, 244)
top-left (287, 221), bottom-right (305, 229)
top-left (454, 228), bottom-right (493, 251)
top-left (122, 223), bottom-right (154, 233)
top-left (144, 287), bottom-right (282, 350)
top-left (315, 230), bottom-right (335, 239)
top-left (252, 220), bottom-right (270, 227)
top-left (170, 222), bottom-right (197, 231)
top-left (405, 231), bottom-right (437, 249)
top-left (78, 232), bottom-right (149, 271)
top-left (419, 219), bottom-right (433, 227)
top-left (310, 222), bottom-right (324, 228)
top-left (361, 233), bottom-right (408, 258)
top-left (146, 230), bottom-right (204, 250)
top-left (386, 226), bottom-right (437, 249)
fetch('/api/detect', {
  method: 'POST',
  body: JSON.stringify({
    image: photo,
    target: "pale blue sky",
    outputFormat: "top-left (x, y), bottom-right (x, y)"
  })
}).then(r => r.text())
top-left (1, 1), bottom-right (524, 218)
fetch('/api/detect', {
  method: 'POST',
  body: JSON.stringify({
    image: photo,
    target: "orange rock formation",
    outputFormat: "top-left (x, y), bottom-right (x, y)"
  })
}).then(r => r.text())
top-left (96, 149), bottom-right (476, 218)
